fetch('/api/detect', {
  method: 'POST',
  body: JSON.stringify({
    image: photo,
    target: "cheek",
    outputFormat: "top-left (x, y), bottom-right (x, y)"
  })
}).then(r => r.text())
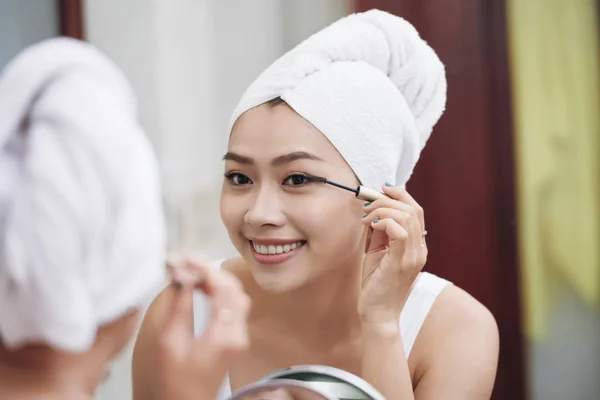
top-left (220, 194), bottom-right (244, 234)
top-left (293, 195), bottom-right (364, 245)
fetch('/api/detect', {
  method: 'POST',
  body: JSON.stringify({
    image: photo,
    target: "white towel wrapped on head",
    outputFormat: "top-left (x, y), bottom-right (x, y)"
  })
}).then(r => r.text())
top-left (230, 9), bottom-right (447, 189)
top-left (0, 37), bottom-right (166, 352)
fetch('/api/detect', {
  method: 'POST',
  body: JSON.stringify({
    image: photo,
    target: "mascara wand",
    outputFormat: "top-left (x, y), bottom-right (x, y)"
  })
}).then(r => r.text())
top-left (305, 174), bottom-right (385, 202)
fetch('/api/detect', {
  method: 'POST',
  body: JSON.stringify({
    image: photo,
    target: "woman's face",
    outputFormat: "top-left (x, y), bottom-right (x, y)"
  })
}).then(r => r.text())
top-left (220, 102), bottom-right (367, 293)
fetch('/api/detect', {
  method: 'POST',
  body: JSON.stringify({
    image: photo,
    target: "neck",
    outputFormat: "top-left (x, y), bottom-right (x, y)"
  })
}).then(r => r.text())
top-left (0, 344), bottom-right (109, 400)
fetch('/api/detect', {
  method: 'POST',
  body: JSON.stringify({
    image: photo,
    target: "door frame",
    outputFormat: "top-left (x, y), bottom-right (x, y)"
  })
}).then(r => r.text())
top-left (57, 0), bottom-right (84, 40)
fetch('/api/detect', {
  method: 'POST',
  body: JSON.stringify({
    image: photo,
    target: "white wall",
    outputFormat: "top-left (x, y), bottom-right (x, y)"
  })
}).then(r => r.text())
top-left (83, 1), bottom-right (352, 398)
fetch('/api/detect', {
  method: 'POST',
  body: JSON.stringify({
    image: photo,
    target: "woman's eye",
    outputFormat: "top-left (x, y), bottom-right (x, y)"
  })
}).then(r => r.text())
top-left (283, 174), bottom-right (309, 186)
top-left (225, 172), bottom-right (253, 186)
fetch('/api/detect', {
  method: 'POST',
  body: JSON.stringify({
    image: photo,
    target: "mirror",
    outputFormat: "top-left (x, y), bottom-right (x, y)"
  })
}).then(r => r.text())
top-left (229, 365), bottom-right (385, 400)
top-left (228, 380), bottom-right (334, 400)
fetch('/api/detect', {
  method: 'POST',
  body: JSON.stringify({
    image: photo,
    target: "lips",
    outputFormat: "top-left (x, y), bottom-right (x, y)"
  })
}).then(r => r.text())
top-left (252, 241), bottom-right (306, 255)
top-left (248, 239), bottom-right (307, 265)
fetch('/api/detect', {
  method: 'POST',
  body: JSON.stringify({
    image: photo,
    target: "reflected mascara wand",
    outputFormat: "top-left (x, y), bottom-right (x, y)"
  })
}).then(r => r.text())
top-left (304, 174), bottom-right (385, 202)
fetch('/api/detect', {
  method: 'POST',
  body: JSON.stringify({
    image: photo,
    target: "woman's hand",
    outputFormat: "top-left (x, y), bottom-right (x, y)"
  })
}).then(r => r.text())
top-left (154, 258), bottom-right (251, 400)
top-left (358, 183), bottom-right (427, 328)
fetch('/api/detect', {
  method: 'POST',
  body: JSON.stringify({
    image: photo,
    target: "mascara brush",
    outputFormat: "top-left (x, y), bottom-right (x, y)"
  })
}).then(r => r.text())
top-left (305, 174), bottom-right (385, 202)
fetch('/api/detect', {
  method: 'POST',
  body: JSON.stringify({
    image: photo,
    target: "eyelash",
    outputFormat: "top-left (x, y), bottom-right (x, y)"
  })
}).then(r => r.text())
top-left (224, 172), bottom-right (313, 188)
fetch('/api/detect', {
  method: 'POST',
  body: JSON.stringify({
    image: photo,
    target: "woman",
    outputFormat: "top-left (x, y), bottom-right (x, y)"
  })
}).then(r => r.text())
top-left (134, 9), bottom-right (499, 400)
top-left (0, 38), bottom-right (249, 400)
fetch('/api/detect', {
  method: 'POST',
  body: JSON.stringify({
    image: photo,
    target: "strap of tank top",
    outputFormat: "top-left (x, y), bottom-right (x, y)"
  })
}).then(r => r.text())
top-left (399, 272), bottom-right (452, 357)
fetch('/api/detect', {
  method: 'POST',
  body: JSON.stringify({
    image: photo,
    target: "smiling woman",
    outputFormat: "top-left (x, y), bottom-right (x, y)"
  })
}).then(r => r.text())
top-left (220, 100), bottom-right (368, 294)
top-left (133, 9), bottom-right (499, 400)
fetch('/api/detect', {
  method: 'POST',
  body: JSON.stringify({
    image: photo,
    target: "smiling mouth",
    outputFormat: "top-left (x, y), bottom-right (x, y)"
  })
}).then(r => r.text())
top-left (250, 240), bottom-right (307, 255)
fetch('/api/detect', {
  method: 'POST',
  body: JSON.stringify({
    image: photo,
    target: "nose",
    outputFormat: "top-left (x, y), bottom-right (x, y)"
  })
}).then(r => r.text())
top-left (244, 184), bottom-right (286, 228)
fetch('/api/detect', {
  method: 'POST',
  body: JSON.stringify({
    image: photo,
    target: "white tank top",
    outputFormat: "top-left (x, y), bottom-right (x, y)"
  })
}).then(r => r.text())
top-left (192, 259), bottom-right (452, 400)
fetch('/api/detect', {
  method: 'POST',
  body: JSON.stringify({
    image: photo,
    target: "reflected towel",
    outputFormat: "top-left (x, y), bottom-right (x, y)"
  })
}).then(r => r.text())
top-left (0, 37), bottom-right (166, 352)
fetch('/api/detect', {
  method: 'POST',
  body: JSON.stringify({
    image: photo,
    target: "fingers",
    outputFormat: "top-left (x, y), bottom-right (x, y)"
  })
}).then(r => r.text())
top-left (179, 258), bottom-right (250, 349)
top-left (159, 258), bottom-right (250, 363)
top-left (154, 257), bottom-right (250, 400)
top-left (182, 257), bottom-right (223, 296)
top-left (381, 183), bottom-right (421, 209)
top-left (369, 218), bottom-right (409, 262)
top-left (363, 184), bottom-right (426, 246)
top-left (363, 206), bottom-right (418, 252)
top-left (369, 184), bottom-right (425, 233)
top-left (156, 260), bottom-right (202, 359)
top-left (362, 207), bottom-right (418, 232)
top-left (371, 217), bottom-right (428, 271)
top-left (363, 189), bottom-right (428, 266)
top-left (199, 266), bottom-right (251, 359)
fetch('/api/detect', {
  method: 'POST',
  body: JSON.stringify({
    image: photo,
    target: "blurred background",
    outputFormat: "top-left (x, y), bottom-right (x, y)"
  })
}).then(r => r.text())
top-left (1, 0), bottom-right (598, 399)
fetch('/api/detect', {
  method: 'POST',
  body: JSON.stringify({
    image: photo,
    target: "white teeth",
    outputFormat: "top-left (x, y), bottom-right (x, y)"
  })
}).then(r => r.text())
top-left (253, 241), bottom-right (304, 255)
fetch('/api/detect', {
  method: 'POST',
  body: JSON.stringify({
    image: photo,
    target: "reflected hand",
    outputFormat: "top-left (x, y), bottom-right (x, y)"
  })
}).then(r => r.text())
top-left (155, 258), bottom-right (251, 400)
top-left (358, 184), bottom-right (427, 328)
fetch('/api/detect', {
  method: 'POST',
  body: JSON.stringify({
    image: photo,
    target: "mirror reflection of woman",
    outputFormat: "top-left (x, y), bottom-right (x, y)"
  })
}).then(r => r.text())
top-left (134, 9), bottom-right (499, 400)
top-left (0, 38), bottom-right (249, 400)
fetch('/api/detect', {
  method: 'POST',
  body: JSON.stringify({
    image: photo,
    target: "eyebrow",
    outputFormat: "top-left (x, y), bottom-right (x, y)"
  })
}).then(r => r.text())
top-left (222, 151), bottom-right (324, 166)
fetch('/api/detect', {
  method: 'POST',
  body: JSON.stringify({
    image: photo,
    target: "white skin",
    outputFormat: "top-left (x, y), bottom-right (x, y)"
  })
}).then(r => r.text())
top-left (134, 102), bottom-right (499, 400)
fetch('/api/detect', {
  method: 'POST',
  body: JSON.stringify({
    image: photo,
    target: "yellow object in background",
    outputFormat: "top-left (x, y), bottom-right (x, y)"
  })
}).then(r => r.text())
top-left (506, 0), bottom-right (600, 340)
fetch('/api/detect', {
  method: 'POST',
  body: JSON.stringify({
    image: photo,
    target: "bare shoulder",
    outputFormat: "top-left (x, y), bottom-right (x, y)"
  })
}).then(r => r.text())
top-left (411, 284), bottom-right (499, 398)
top-left (222, 256), bottom-right (249, 276)
top-left (427, 284), bottom-right (498, 338)
top-left (222, 257), bottom-right (257, 292)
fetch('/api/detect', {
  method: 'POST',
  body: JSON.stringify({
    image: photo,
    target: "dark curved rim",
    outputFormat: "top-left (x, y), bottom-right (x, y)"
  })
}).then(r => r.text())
top-left (227, 378), bottom-right (337, 400)
top-left (259, 365), bottom-right (386, 400)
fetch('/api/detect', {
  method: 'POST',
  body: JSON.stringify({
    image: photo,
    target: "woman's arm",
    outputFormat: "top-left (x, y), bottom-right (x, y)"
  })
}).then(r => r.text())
top-left (359, 185), bottom-right (499, 399)
top-left (361, 322), bottom-right (415, 400)
top-left (361, 286), bottom-right (498, 400)
top-left (132, 285), bottom-right (173, 400)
